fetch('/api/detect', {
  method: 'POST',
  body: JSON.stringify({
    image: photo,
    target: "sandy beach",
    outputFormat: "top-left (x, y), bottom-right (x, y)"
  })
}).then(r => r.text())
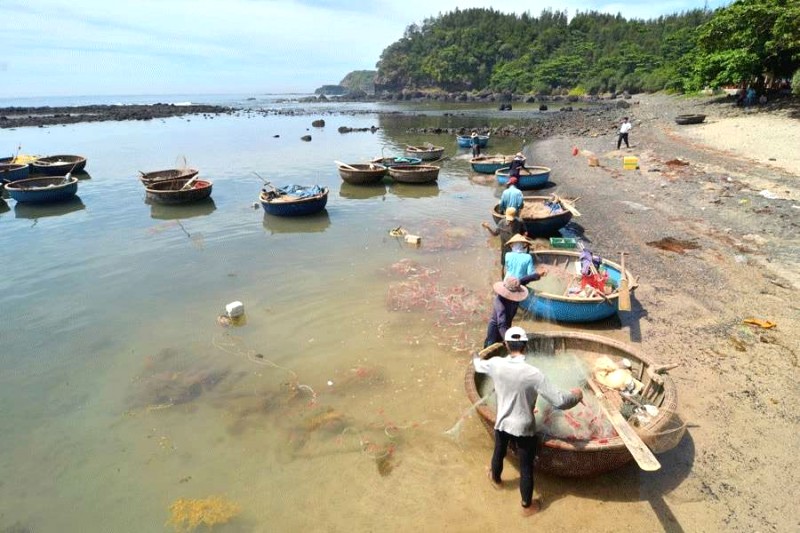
top-left (513, 93), bottom-right (799, 532)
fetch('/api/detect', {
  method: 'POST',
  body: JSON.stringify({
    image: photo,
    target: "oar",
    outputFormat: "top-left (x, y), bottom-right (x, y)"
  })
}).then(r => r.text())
top-left (618, 252), bottom-right (631, 311)
top-left (180, 174), bottom-right (200, 191)
top-left (553, 194), bottom-right (581, 217)
top-left (334, 160), bottom-right (358, 171)
top-left (586, 377), bottom-right (661, 471)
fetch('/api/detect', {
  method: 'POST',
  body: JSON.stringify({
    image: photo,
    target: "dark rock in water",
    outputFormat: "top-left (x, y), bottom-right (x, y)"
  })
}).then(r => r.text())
top-left (539, 104), bottom-right (548, 111)
top-left (273, 134), bottom-right (280, 138)
top-left (301, 135), bottom-right (312, 141)
top-left (311, 119), bottom-right (325, 127)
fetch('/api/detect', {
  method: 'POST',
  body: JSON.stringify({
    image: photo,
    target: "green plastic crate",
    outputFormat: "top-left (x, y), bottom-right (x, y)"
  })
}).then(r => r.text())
top-left (549, 237), bottom-right (578, 249)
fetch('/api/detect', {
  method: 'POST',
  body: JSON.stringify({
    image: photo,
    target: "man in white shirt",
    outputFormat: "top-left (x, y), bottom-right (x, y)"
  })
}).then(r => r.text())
top-left (473, 327), bottom-right (583, 516)
top-left (617, 116), bottom-right (632, 149)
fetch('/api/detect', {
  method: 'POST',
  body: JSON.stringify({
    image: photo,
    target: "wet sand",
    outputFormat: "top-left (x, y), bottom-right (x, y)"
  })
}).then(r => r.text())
top-left (515, 93), bottom-right (799, 531)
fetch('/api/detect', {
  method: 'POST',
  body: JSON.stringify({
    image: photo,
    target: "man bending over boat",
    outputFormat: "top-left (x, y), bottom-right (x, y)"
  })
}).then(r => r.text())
top-left (484, 274), bottom-right (543, 348)
top-left (474, 327), bottom-right (583, 516)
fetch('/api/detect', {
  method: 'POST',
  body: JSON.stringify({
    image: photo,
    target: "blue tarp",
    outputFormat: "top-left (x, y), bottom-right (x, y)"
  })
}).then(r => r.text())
top-left (276, 184), bottom-right (324, 197)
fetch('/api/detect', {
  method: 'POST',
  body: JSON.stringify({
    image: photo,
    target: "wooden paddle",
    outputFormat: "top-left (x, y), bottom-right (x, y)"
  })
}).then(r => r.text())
top-left (587, 377), bottom-right (661, 471)
top-left (334, 160), bottom-right (358, 171)
top-left (618, 252), bottom-right (631, 311)
top-left (180, 175), bottom-right (200, 191)
top-left (553, 194), bottom-right (582, 217)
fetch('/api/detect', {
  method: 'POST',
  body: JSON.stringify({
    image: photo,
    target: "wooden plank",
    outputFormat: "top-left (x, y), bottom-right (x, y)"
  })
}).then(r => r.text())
top-left (587, 378), bottom-right (661, 472)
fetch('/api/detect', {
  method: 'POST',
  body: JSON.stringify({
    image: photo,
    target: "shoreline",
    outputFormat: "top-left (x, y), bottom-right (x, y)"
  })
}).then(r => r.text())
top-left (521, 91), bottom-right (798, 531)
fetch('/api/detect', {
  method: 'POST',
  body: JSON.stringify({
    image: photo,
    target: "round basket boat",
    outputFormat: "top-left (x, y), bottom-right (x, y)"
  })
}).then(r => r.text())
top-left (456, 135), bottom-right (489, 148)
top-left (674, 114), bottom-right (706, 125)
top-left (31, 155), bottom-right (87, 175)
top-left (491, 197), bottom-right (574, 237)
top-left (260, 187), bottom-right (329, 217)
top-left (145, 177), bottom-right (213, 205)
top-left (371, 156), bottom-right (422, 168)
top-left (520, 249), bottom-right (637, 323)
top-left (139, 167), bottom-right (199, 186)
top-left (337, 163), bottom-right (387, 185)
top-left (388, 164), bottom-right (440, 184)
top-left (465, 331), bottom-right (685, 477)
top-left (405, 145), bottom-right (445, 161)
top-left (5, 176), bottom-right (79, 203)
top-left (470, 155), bottom-right (513, 174)
top-left (495, 166), bottom-right (551, 189)
top-left (0, 163), bottom-right (30, 182)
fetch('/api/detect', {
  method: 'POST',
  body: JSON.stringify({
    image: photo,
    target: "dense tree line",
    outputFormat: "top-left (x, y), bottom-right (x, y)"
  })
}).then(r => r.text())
top-left (374, 1), bottom-right (800, 95)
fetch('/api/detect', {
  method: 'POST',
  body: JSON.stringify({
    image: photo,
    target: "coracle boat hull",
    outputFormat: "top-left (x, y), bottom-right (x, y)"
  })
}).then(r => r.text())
top-left (388, 164), bottom-right (440, 184)
top-left (5, 176), bottom-right (79, 203)
top-left (491, 197), bottom-right (572, 237)
top-left (465, 331), bottom-right (684, 477)
top-left (470, 155), bottom-right (513, 174)
top-left (495, 166), bottom-right (551, 189)
top-left (32, 155), bottom-right (87, 175)
top-left (0, 163), bottom-right (30, 182)
top-left (260, 187), bottom-right (329, 217)
top-left (674, 114), bottom-right (706, 125)
top-left (145, 177), bottom-right (213, 205)
top-left (520, 249), bottom-right (637, 322)
top-left (337, 163), bottom-right (387, 185)
top-left (457, 135), bottom-right (489, 148)
top-left (139, 167), bottom-right (199, 186)
top-left (405, 145), bottom-right (445, 161)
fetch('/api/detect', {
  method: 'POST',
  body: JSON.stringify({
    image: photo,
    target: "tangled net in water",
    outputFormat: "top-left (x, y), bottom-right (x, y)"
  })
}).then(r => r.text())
top-left (166, 496), bottom-right (241, 532)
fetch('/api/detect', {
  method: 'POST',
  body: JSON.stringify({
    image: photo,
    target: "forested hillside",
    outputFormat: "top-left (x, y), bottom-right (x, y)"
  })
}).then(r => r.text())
top-left (375, 1), bottom-right (800, 95)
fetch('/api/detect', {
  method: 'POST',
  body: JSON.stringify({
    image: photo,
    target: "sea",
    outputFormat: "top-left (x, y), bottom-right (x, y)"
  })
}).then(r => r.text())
top-left (0, 93), bottom-right (577, 531)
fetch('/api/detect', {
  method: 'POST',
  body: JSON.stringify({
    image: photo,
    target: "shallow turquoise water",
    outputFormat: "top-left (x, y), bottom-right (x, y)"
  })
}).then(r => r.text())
top-left (0, 106), bottom-right (543, 531)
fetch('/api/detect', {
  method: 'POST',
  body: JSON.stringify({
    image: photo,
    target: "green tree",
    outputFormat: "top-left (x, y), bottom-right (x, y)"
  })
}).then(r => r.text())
top-left (695, 0), bottom-right (800, 88)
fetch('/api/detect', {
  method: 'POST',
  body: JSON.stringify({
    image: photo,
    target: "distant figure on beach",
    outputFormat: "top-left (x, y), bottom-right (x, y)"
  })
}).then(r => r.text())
top-left (470, 132), bottom-right (481, 158)
top-left (745, 86), bottom-right (757, 106)
top-left (508, 152), bottom-right (527, 179)
top-left (617, 117), bottom-right (632, 149)
top-left (484, 274), bottom-right (542, 348)
top-left (482, 207), bottom-right (525, 267)
top-left (499, 177), bottom-right (524, 214)
top-left (504, 234), bottom-right (535, 281)
top-left (473, 326), bottom-right (583, 516)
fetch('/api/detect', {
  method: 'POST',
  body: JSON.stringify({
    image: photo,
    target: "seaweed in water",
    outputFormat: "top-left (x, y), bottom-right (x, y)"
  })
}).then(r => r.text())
top-left (166, 496), bottom-right (241, 532)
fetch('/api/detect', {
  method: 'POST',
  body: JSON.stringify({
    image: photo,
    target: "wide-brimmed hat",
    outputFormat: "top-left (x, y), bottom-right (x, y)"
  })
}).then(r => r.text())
top-left (505, 233), bottom-right (531, 247)
top-left (471, 132), bottom-right (478, 137)
top-left (504, 207), bottom-right (517, 221)
top-left (514, 152), bottom-right (525, 160)
top-left (493, 276), bottom-right (529, 302)
top-left (594, 368), bottom-right (644, 394)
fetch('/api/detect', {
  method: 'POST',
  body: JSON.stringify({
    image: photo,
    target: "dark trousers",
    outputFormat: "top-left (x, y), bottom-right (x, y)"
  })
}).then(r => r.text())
top-left (617, 132), bottom-right (629, 149)
top-left (484, 321), bottom-right (502, 348)
top-left (491, 430), bottom-right (539, 507)
top-left (472, 145), bottom-right (481, 157)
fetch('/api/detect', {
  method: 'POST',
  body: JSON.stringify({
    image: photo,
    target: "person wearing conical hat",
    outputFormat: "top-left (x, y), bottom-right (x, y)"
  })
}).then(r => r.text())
top-left (503, 233), bottom-right (539, 281)
top-left (470, 131), bottom-right (482, 157)
top-left (482, 207), bottom-right (525, 267)
top-left (473, 327), bottom-right (583, 516)
top-left (508, 151), bottom-right (527, 179)
top-left (483, 273), bottom-right (542, 348)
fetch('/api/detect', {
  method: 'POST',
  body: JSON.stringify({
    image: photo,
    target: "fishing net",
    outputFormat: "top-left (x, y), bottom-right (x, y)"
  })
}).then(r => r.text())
top-left (444, 391), bottom-right (495, 443)
top-left (167, 496), bottom-right (241, 532)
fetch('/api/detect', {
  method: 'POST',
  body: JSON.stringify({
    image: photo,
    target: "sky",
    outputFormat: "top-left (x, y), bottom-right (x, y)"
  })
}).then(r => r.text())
top-left (0, 0), bottom-right (732, 98)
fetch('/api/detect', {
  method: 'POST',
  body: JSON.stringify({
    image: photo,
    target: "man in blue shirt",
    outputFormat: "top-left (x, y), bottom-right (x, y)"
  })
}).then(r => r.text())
top-left (499, 177), bottom-right (523, 214)
top-left (474, 327), bottom-right (583, 516)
